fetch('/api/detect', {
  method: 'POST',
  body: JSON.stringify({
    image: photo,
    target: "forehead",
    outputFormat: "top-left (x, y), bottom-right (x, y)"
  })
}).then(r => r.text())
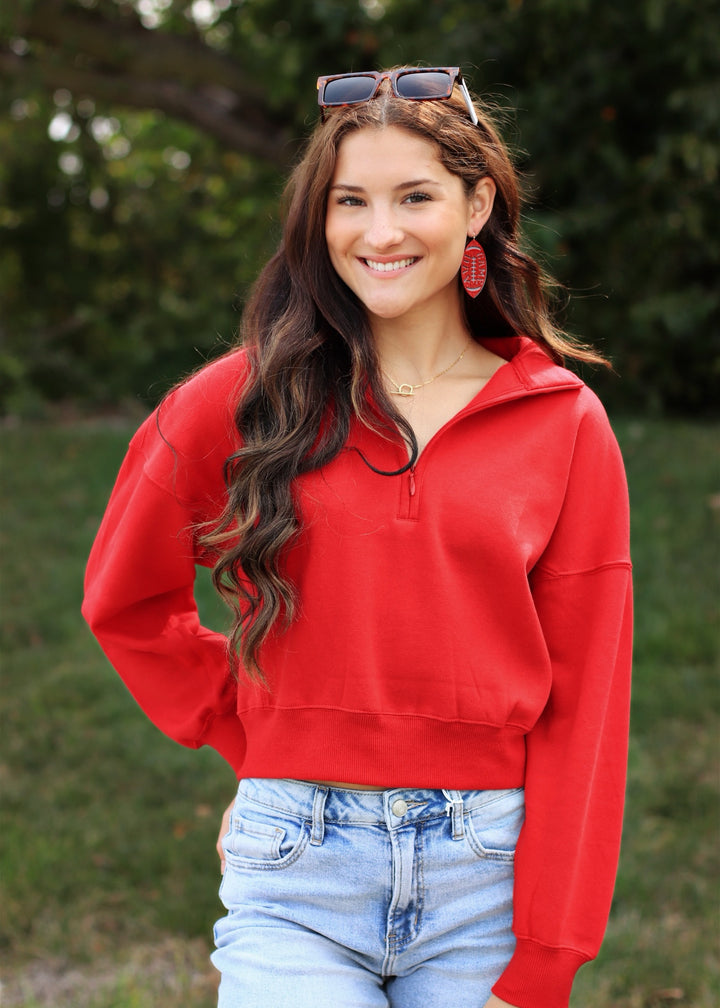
top-left (332, 126), bottom-right (452, 183)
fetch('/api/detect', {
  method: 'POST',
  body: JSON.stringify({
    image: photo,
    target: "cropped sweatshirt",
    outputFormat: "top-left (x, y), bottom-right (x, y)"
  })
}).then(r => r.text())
top-left (83, 336), bottom-right (632, 1008)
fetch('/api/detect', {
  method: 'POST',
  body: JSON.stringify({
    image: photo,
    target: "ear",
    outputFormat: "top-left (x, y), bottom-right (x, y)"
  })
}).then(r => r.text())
top-left (467, 177), bottom-right (496, 236)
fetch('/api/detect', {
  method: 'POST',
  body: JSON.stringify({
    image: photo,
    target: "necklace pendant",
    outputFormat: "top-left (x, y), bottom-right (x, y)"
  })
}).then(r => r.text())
top-left (394, 383), bottom-right (416, 396)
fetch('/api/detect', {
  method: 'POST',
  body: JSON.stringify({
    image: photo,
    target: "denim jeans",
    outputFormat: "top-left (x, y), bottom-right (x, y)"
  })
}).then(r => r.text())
top-left (212, 778), bottom-right (524, 1007)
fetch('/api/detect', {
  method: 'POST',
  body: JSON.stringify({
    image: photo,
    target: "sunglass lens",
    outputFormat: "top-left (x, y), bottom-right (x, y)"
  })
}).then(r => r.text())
top-left (322, 75), bottom-right (377, 106)
top-left (396, 71), bottom-right (453, 99)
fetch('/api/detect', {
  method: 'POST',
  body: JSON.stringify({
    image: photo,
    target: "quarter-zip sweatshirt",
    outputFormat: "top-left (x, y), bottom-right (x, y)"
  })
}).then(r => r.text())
top-left (83, 336), bottom-right (632, 1008)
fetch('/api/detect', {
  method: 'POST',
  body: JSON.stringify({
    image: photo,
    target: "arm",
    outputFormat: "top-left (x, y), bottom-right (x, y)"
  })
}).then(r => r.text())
top-left (82, 360), bottom-right (248, 772)
top-left (492, 397), bottom-right (633, 1008)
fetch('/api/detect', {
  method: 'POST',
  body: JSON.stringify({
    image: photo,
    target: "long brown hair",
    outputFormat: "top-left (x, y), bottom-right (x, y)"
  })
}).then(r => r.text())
top-left (202, 77), bottom-right (609, 680)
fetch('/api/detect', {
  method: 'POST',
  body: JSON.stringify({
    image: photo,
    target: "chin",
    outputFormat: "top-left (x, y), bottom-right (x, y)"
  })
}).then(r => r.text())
top-left (366, 306), bottom-right (412, 322)
top-left (362, 295), bottom-right (415, 318)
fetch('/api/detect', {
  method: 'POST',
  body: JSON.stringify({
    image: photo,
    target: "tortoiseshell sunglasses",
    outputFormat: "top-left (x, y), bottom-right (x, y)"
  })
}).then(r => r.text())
top-left (316, 67), bottom-right (479, 125)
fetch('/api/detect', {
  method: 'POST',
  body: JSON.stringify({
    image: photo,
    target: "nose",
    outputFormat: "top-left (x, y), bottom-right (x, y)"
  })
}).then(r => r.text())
top-left (365, 207), bottom-right (403, 250)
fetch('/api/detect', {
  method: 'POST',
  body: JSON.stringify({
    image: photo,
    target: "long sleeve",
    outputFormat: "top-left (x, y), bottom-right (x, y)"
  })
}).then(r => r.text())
top-left (492, 394), bottom-right (633, 1008)
top-left (82, 355), bottom-right (248, 773)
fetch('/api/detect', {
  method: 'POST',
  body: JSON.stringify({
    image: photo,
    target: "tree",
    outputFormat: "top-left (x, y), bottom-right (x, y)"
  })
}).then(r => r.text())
top-left (1, 0), bottom-right (718, 415)
top-left (2, 0), bottom-right (298, 165)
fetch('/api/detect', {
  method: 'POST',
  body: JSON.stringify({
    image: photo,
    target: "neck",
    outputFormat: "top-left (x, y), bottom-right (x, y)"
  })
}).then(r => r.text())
top-left (370, 304), bottom-right (471, 381)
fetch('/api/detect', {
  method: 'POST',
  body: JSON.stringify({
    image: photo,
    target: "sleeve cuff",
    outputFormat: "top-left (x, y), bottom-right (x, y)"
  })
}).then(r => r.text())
top-left (199, 712), bottom-right (246, 776)
top-left (492, 937), bottom-right (590, 1008)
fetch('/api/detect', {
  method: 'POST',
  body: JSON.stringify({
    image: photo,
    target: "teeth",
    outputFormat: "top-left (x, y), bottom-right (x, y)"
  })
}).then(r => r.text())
top-left (365, 257), bottom-right (416, 272)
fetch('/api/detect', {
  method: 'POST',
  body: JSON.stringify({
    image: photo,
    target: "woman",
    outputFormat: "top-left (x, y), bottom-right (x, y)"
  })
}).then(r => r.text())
top-left (83, 67), bottom-right (632, 1008)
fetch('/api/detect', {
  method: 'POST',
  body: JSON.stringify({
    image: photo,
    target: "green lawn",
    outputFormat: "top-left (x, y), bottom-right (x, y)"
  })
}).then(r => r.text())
top-left (1, 416), bottom-right (718, 1007)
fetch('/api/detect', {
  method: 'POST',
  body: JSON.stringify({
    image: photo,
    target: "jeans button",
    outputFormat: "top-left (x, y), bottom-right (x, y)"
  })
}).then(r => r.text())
top-left (391, 798), bottom-right (408, 817)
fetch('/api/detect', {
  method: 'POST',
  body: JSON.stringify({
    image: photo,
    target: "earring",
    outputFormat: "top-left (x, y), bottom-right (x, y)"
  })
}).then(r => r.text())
top-left (461, 237), bottom-right (487, 298)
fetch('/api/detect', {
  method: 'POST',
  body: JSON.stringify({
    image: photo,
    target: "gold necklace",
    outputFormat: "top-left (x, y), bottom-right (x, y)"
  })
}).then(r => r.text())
top-left (384, 340), bottom-right (471, 397)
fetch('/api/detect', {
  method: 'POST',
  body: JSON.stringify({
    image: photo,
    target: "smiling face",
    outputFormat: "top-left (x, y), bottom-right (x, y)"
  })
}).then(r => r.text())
top-left (324, 126), bottom-right (494, 331)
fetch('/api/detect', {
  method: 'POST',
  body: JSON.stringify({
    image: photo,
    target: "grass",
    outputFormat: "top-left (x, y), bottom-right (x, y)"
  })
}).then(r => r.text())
top-left (1, 414), bottom-right (718, 1007)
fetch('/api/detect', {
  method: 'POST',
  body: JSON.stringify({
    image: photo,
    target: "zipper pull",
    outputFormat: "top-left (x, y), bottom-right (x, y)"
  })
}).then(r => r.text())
top-left (408, 467), bottom-right (416, 496)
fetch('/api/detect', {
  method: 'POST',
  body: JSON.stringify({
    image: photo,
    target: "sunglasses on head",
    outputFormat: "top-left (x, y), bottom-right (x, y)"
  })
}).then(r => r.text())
top-left (316, 67), bottom-right (479, 126)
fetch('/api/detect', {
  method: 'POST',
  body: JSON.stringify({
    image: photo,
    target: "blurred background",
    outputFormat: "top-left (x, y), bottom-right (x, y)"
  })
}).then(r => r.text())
top-left (1, 2), bottom-right (718, 1006)
top-left (1, 0), bottom-right (718, 416)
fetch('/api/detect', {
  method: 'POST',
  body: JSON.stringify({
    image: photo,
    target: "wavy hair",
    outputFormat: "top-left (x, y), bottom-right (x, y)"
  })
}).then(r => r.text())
top-left (201, 77), bottom-right (609, 680)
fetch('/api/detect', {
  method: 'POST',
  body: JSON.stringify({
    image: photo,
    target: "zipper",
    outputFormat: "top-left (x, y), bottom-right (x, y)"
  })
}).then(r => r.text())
top-left (391, 349), bottom-right (579, 522)
top-left (397, 388), bottom-right (513, 521)
top-left (399, 464), bottom-right (419, 520)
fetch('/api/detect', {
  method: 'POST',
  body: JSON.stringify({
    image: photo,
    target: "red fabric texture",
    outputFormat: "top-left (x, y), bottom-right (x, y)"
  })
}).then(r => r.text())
top-left (83, 337), bottom-right (632, 1007)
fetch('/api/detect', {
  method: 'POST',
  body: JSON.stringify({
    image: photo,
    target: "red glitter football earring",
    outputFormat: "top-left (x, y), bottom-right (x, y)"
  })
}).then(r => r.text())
top-left (461, 236), bottom-right (487, 298)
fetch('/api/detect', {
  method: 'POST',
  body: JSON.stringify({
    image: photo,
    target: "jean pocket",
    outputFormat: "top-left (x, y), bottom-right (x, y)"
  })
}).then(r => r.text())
top-left (223, 800), bottom-right (308, 870)
top-left (465, 787), bottom-right (525, 862)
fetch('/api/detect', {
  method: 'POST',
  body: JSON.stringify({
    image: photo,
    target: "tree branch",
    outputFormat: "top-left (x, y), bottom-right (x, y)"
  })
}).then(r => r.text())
top-left (3, 1), bottom-right (304, 167)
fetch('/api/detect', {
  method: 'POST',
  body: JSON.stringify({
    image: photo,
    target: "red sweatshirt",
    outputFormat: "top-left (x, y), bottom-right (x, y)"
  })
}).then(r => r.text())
top-left (83, 336), bottom-right (632, 1008)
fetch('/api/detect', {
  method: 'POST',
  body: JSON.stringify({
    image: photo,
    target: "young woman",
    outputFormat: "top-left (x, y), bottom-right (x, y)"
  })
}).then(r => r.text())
top-left (83, 67), bottom-right (632, 1008)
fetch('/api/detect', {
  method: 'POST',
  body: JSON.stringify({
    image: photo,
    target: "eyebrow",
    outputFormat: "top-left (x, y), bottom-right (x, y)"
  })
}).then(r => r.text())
top-left (329, 178), bottom-right (441, 192)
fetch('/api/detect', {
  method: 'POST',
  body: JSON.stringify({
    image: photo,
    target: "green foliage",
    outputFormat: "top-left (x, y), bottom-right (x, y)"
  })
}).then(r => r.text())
top-left (0, 421), bottom-right (235, 982)
top-left (1, 0), bottom-right (718, 415)
top-left (373, 0), bottom-right (720, 414)
top-left (0, 97), bottom-right (280, 411)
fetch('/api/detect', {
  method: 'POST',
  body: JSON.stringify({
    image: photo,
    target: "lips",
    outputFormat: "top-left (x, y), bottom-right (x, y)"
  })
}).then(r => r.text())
top-left (363, 257), bottom-right (418, 272)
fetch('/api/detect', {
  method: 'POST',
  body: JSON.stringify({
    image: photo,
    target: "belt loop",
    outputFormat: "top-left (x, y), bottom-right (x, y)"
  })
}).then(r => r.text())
top-left (310, 785), bottom-right (329, 846)
top-left (442, 789), bottom-right (465, 840)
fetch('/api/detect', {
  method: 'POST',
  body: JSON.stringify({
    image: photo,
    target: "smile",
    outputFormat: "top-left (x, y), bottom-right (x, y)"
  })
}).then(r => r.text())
top-left (363, 257), bottom-right (418, 272)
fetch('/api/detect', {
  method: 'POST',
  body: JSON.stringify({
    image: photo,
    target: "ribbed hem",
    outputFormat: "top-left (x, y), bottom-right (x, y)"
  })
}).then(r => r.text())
top-left (492, 937), bottom-right (589, 1008)
top-left (237, 707), bottom-right (527, 789)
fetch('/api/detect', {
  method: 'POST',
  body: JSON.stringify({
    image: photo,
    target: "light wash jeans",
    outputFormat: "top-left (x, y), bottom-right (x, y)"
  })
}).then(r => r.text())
top-left (212, 778), bottom-right (524, 1007)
